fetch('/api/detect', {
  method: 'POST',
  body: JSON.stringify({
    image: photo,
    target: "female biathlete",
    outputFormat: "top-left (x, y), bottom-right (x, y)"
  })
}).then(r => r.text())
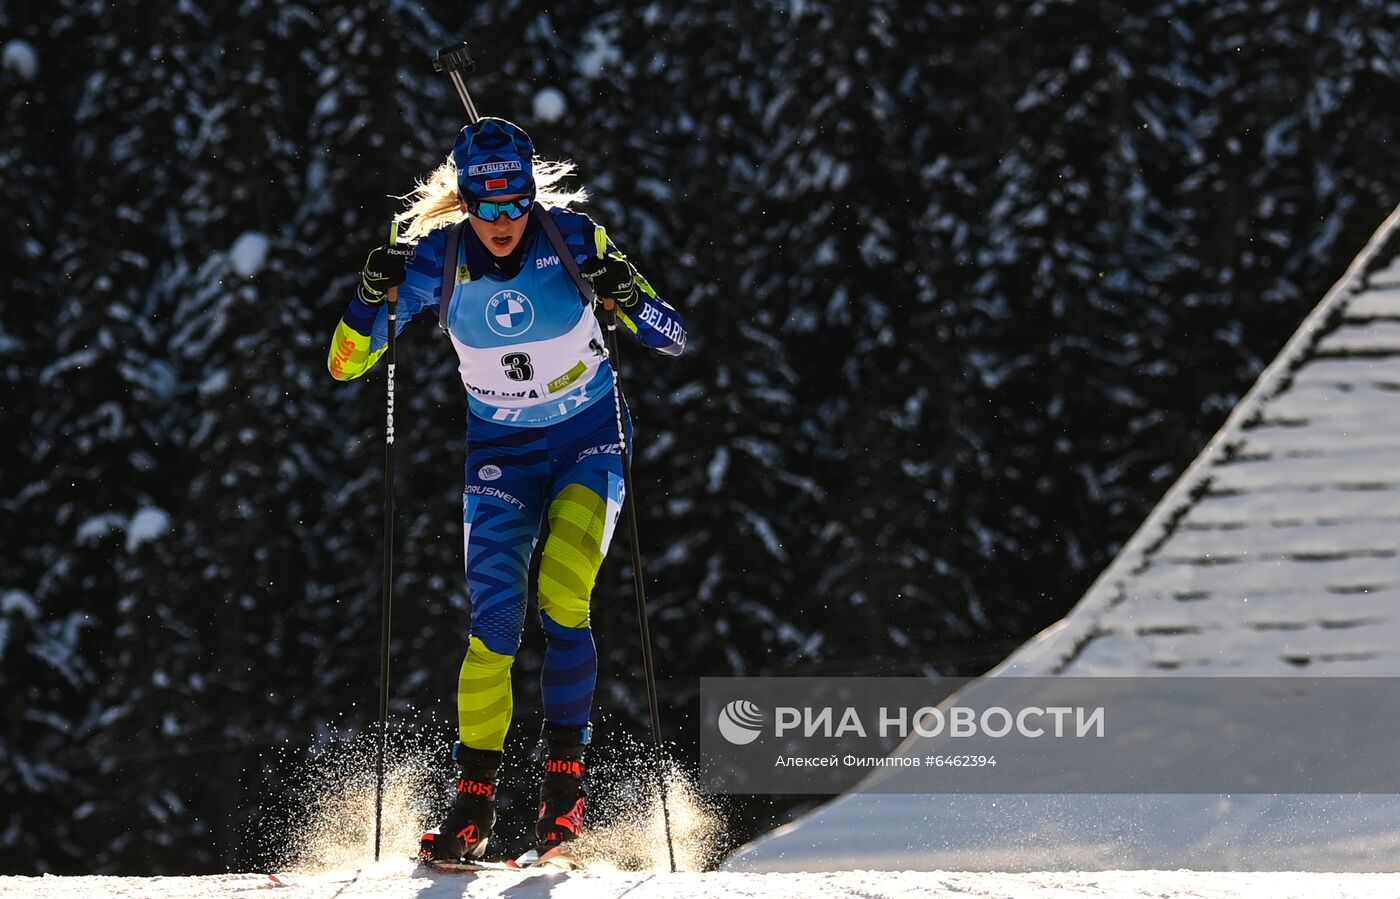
top-left (327, 118), bottom-right (686, 862)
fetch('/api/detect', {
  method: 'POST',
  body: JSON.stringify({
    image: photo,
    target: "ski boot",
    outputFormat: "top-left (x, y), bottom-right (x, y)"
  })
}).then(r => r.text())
top-left (419, 744), bottom-right (501, 863)
top-left (534, 723), bottom-right (590, 857)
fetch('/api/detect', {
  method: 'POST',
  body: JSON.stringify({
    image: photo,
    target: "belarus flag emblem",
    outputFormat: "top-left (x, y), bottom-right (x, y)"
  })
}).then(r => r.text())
top-left (485, 177), bottom-right (509, 191)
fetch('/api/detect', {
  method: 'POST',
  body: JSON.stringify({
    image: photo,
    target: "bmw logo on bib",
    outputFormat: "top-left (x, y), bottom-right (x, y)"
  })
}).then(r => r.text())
top-left (486, 289), bottom-right (535, 338)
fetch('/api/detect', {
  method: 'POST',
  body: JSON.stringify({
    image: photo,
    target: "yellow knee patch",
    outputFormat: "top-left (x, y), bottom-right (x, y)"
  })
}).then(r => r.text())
top-left (457, 636), bottom-right (515, 751)
top-left (538, 484), bottom-right (608, 629)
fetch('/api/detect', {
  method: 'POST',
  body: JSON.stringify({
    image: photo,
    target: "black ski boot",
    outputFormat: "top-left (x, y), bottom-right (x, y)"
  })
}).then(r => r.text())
top-left (419, 744), bottom-right (501, 863)
top-left (535, 723), bottom-right (590, 856)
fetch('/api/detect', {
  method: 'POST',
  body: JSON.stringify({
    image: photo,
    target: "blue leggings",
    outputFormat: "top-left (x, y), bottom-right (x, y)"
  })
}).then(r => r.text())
top-left (456, 396), bottom-right (629, 750)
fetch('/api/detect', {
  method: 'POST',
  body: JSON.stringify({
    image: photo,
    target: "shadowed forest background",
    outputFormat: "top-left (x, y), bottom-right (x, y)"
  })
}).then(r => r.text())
top-left (3, 0), bottom-right (1399, 875)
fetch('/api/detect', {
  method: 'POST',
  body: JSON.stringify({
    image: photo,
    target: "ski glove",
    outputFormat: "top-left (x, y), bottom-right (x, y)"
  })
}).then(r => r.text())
top-left (359, 244), bottom-right (412, 304)
top-left (579, 256), bottom-right (642, 310)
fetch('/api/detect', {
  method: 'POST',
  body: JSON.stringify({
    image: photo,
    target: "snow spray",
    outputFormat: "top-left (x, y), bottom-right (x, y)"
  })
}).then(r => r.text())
top-left (248, 725), bottom-right (447, 872)
top-left (568, 736), bottom-right (728, 872)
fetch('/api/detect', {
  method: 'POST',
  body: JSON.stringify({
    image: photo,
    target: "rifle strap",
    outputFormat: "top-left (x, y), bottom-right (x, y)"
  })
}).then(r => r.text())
top-left (438, 220), bottom-right (467, 332)
top-left (534, 207), bottom-right (597, 305)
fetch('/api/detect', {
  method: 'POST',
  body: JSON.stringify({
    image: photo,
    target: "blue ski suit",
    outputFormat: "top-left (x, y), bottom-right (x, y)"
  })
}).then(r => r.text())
top-left (329, 206), bottom-right (685, 750)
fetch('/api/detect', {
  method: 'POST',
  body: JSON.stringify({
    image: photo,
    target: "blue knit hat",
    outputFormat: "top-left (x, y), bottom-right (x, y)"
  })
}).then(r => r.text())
top-left (453, 117), bottom-right (536, 200)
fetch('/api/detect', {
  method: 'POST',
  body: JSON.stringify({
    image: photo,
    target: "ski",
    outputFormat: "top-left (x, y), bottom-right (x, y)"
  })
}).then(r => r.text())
top-left (508, 846), bottom-right (580, 870)
top-left (416, 847), bottom-right (507, 872)
top-left (417, 845), bottom-right (580, 873)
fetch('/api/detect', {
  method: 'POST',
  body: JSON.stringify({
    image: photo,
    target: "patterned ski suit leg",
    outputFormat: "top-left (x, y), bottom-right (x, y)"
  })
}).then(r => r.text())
top-left (458, 425), bottom-right (549, 751)
top-left (536, 403), bottom-right (630, 727)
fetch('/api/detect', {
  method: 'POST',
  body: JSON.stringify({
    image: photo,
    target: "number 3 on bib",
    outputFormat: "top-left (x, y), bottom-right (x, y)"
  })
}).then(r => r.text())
top-left (502, 352), bottom-right (533, 381)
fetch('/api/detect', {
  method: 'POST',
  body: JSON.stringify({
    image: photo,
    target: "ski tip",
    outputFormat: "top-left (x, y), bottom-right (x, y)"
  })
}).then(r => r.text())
top-left (533, 845), bottom-right (581, 870)
top-left (505, 846), bottom-right (579, 870)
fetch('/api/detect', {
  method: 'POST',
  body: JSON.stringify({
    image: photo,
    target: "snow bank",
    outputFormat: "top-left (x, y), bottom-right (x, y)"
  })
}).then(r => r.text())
top-left (4, 866), bottom-right (1398, 899)
top-left (729, 792), bottom-right (1400, 874)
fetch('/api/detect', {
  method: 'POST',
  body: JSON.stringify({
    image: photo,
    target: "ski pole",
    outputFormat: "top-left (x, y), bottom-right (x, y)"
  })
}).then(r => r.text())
top-left (374, 220), bottom-right (402, 863)
top-left (430, 40), bottom-right (677, 870)
top-left (602, 303), bottom-right (677, 873)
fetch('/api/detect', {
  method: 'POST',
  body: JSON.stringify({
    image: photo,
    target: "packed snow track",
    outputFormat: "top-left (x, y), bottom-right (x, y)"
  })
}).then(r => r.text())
top-left (2, 863), bottom-right (1398, 898)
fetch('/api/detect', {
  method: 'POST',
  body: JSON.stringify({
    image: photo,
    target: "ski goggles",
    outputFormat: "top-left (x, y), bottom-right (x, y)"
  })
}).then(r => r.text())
top-left (466, 195), bottom-right (534, 222)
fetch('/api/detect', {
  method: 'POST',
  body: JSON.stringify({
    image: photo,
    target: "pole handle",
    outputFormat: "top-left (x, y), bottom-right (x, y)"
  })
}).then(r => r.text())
top-left (387, 220), bottom-right (401, 304)
top-left (433, 41), bottom-right (481, 122)
top-left (432, 42), bottom-right (476, 75)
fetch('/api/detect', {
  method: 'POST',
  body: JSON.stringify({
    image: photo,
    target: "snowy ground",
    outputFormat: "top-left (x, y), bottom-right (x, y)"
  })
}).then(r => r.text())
top-left (3, 864), bottom-right (1400, 898)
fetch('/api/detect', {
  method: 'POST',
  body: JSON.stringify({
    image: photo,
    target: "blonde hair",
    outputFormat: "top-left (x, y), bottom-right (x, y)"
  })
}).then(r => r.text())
top-left (395, 156), bottom-right (589, 242)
